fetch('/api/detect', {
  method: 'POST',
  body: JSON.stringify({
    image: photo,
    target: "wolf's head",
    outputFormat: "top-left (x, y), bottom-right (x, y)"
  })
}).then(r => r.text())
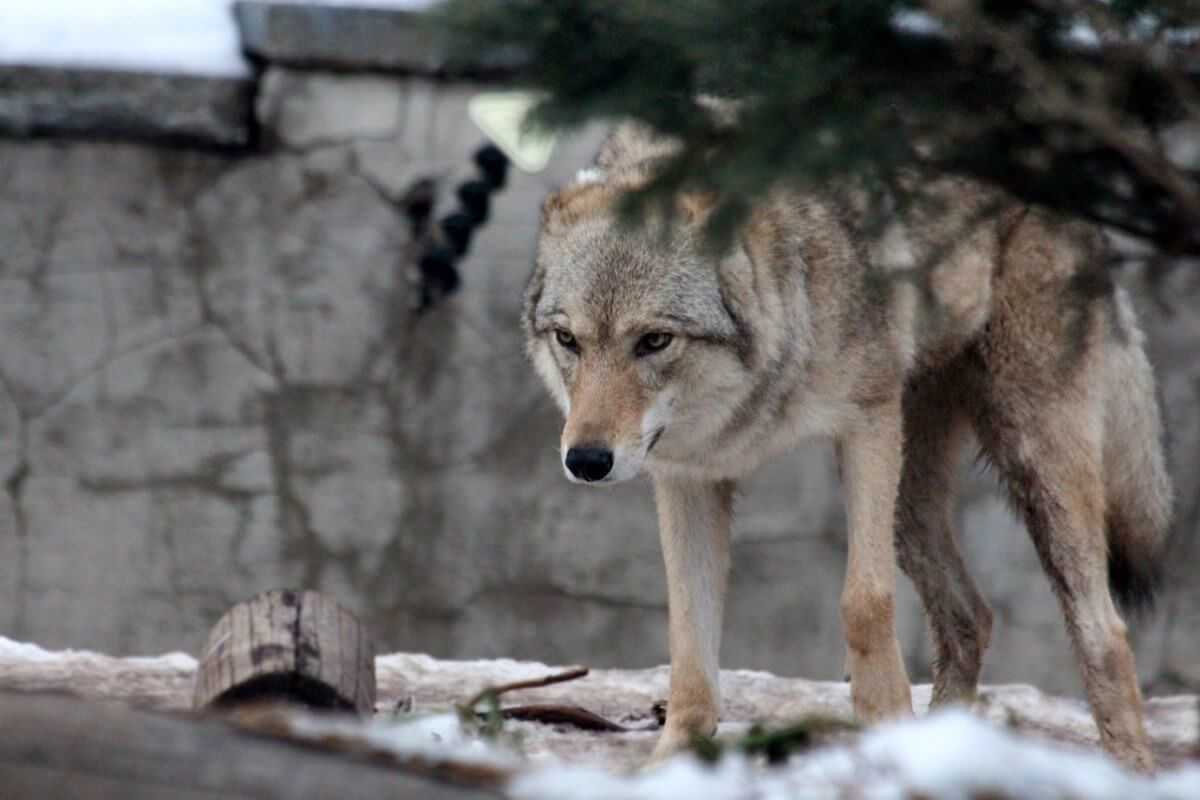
top-left (524, 171), bottom-right (766, 485)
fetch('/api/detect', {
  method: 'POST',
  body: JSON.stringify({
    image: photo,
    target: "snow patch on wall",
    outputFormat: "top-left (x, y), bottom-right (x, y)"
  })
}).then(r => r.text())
top-left (0, 0), bottom-right (250, 77)
top-left (253, 0), bottom-right (440, 8)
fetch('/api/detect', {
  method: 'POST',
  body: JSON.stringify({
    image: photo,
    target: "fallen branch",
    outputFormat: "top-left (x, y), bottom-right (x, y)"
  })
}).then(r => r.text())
top-left (462, 666), bottom-right (589, 711)
top-left (499, 703), bottom-right (639, 732)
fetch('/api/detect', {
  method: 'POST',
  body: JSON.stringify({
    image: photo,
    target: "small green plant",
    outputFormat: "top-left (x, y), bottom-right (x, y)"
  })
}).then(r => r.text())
top-left (455, 666), bottom-right (590, 744)
top-left (689, 716), bottom-right (859, 765)
top-left (457, 687), bottom-right (507, 740)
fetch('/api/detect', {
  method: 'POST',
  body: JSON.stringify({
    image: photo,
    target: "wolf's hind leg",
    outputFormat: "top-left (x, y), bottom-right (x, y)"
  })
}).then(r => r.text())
top-left (837, 398), bottom-right (914, 723)
top-left (976, 395), bottom-right (1153, 770)
top-left (896, 366), bottom-right (993, 706)
top-left (971, 212), bottom-right (1155, 770)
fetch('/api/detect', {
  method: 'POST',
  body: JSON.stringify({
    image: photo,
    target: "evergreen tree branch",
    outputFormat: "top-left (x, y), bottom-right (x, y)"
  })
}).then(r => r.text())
top-left (439, 0), bottom-right (1200, 254)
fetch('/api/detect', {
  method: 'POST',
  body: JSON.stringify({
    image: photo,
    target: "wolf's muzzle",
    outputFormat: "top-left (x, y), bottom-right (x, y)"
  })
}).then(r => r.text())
top-left (564, 445), bottom-right (613, 482)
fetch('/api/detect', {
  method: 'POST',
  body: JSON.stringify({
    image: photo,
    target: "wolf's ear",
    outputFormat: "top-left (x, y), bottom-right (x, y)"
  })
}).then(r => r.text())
top-left (540, 188), bottom-right (571, 227)
top-left (522, 260), bottom-right (545, 337)
top-left (595, 121), bottom-right (675, 170)
top-left (711, 238), bottom-right (761, 368)
top-left (540, 182), bottom-right (608, 231)
top-left (677, 191), bottom-right (717, 226)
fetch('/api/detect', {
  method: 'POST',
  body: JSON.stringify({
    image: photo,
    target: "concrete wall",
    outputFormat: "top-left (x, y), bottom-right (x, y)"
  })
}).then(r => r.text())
top-left (1, 11), bottom-right (1198, 699)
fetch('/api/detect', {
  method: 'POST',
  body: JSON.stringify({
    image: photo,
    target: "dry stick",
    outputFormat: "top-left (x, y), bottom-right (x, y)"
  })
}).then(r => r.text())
top-left (463, 666), bottom-right (589, 711)
top-left (462, 667), bottom-right (648, 734)
top-left (499, 704), bottom-right (635, 732)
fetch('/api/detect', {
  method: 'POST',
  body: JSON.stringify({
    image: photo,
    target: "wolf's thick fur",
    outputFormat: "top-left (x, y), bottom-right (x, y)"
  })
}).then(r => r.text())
top-left (524, 123), bottom-right (1172, 770)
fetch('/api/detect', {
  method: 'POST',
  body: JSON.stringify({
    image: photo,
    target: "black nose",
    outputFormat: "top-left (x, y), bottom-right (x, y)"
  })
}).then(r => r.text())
top-left (565, 446), bottom-right (614, 482)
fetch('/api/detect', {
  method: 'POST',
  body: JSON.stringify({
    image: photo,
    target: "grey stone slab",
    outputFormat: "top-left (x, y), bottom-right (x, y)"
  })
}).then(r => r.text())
top-left (236, 1), bottom-right (445, 73)
top-left (257, 69), bottom-right (405, 148)
top-left (0, 66), bottom-right (254, 148)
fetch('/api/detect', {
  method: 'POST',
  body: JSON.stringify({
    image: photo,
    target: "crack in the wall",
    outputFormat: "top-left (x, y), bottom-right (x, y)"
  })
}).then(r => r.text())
top-left (0, 158), bottom-right (291, 642)
top-left (342, 148), bottom-right (431, 384)
top-left (177, 170), bottom-right (381, 596)
top-left (79, 451), bottom-right (268, 587)
top-left (0, 360), bottom-right (34, 638)
top-left (6, 324), bottom-right (208, 427)
top-left (178, 184), bottom-right (337, 592)
top-left (78, 452), bottom-right (260, 499)
top-left (463, 582), bottom-right (669, 613)
top-left (19, 192), bottom-right (67, 292)
top-left (263, 388), bottom-right (364, 590)
top-left (225, 493), bottom-right (257, 580)
top-left (315, 294), bottom-right (473, 632)
top-left (181, 199), bottom-right (277, 382)
top-left (3, 445), bottom-right (31, 638)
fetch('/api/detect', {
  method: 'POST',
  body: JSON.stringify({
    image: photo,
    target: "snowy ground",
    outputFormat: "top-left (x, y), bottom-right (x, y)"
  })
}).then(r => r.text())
top-left (1, 636), bottom-right (1197, 798)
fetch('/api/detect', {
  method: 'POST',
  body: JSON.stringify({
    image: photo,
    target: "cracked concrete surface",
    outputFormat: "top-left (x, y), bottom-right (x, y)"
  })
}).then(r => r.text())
top-left (0, 69), bottom-right (1199, 701)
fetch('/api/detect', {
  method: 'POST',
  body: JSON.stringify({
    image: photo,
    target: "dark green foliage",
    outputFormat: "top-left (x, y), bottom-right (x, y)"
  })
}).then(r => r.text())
top-left (439, 0), bottom-right (1200, 253)
top-left (688, 716), bottom-right (858, 764)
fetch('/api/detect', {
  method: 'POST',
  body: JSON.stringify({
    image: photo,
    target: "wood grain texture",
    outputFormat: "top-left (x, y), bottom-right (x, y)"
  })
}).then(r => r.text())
top-left (193, 589), bottom-right (375, 716)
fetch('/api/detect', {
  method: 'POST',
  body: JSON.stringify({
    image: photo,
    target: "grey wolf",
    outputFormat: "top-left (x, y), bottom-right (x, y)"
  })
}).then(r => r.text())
top-left (523, 122), bottom-right (1172, 770)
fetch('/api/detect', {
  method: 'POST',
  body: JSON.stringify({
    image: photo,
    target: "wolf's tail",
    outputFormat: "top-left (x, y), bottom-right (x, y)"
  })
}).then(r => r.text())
top-left (1102, 298), bottom-right (1173, 613)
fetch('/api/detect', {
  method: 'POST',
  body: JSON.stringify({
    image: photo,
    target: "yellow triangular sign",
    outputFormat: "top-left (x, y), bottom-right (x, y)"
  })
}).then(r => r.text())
top-left (468, 91), bottom-right (560, 174)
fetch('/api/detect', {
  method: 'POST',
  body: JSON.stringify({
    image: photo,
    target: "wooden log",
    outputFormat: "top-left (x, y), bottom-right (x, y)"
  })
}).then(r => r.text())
top-left (0, 690), bottom-right (495, 800)
top-left (193, 589), bottom-right (375, 716)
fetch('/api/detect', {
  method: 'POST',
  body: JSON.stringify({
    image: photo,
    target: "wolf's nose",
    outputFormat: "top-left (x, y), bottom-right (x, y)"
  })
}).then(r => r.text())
top-left (565, 446), bottom-right (613, 482)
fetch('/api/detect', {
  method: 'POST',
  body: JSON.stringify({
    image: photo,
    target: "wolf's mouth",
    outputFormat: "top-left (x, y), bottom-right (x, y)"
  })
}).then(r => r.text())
top-left (647, 426), bottom-right (665, 452)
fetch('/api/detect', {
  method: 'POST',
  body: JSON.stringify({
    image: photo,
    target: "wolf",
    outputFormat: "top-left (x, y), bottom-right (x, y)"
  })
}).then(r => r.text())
top-left (522, 122), bottom-right (1172, 770)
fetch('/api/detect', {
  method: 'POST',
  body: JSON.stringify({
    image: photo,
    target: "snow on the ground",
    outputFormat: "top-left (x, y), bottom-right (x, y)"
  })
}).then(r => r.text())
top-left (0, 635), bottom-right (197, 709)
top-left (276, 687), bottom-right (1200, 799)
top-left (2, 636), bottom-right (1199, 798)
top-left (289, 709), bottom-right (523, 772)
top-left (0, 635), bottom-right (197, 670)
top-left (512, 712), bottom-right (1200, 800)
top-left (0, 0), bottom-right (251, 77)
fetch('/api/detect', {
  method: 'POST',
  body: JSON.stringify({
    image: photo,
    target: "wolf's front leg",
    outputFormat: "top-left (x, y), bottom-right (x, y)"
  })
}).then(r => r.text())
top-left (646, 476), bottom-right (734, 764)
top-left (837, 399), bottom-right (914, 723)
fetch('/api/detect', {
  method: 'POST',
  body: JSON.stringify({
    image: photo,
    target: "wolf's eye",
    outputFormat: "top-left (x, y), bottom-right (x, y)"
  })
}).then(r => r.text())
top-left (554, 329), bottom-right (579, 351)
top-left (635, 331), bottom-right (673, 357)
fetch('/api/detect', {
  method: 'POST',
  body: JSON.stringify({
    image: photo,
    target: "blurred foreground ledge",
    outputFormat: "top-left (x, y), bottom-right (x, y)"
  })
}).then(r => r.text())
top-left (1, 635), bottom-right (1197, 799)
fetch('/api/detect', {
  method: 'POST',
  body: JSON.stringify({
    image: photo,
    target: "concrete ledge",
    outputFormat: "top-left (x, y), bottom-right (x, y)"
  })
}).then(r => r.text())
top-left (0, 1), bottom-right (506, 149)
top-left (236, 1), bottom-right (444, 73)
top-left (0, 66), bottom-right (255, 148)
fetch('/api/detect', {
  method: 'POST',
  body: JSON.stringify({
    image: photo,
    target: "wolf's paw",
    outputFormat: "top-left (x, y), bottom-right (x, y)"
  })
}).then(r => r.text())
top-left (643, 728), bottom-right (693, 769)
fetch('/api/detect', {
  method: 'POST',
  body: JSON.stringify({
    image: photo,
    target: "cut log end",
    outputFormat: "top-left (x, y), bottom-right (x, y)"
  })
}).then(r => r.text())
top-left (193, 589), bottom-right (376, 717)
